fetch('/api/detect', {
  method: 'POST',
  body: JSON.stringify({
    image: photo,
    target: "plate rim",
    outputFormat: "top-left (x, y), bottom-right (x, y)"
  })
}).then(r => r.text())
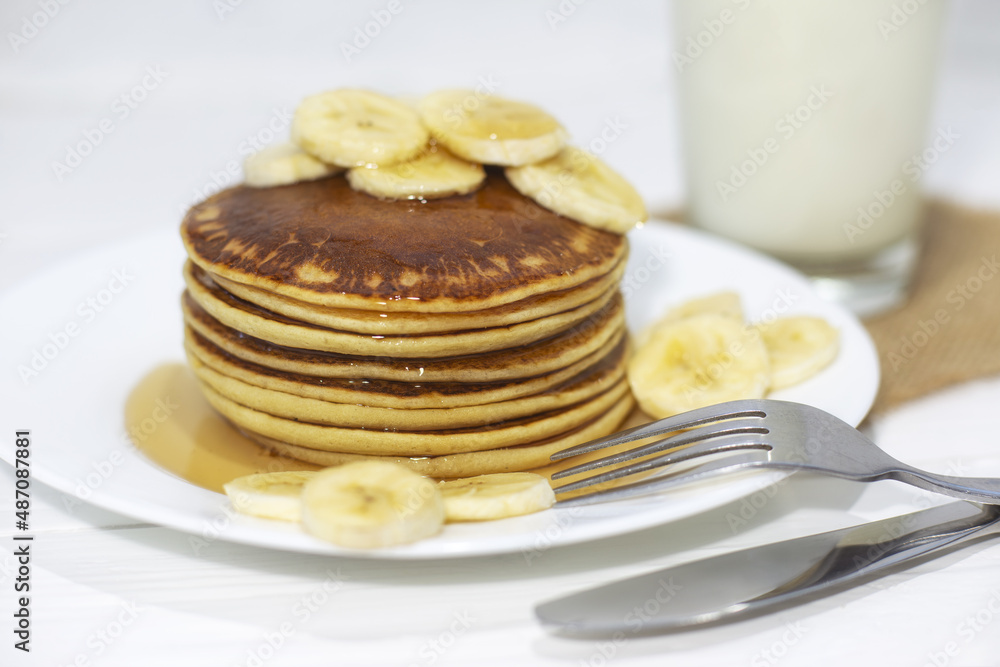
top-left (0, 220), bottom-right (879, 559)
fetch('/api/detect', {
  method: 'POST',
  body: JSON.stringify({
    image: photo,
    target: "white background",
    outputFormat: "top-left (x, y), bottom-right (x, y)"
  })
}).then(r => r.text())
top-left (3, 0), bottom-right (1000, 289)
top-left (2, 1), bottom-right (1000, 666)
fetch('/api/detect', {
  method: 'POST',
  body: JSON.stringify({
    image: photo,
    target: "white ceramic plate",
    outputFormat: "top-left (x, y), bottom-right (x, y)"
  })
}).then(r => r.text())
top-left (0, 222), bottom-right (878, 559)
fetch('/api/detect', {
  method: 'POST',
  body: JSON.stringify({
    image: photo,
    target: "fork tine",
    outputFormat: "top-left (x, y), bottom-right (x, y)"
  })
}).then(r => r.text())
top-left (553, 433), bottom-right (770, 495)
top-left (549, 400), bottom-right (767, 462)
top-left (555, 450), bottom-right (771, 507)
top-left (551, 417), bottom-right (770, 481)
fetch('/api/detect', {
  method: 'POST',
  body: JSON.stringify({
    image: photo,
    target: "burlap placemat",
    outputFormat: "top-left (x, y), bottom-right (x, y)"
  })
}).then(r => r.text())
top-left (865, 200), bottom-right (1000, 413)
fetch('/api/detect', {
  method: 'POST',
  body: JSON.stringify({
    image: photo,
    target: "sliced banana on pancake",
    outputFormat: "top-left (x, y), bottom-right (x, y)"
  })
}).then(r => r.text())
top-left (292, 89), bottom-right (429, 168)
top-left (505, 147), bottom-right (646, 234)
top-left (628, 313), bottom-right (770, 419)
top-left (418, 90), bottom-right (567, 166)
top-left (301, 462), bottom-right (444, 548)
top-left (223, 471), bottom-right (317, 522)
top-left (347, 146), bottom-right (485, 200)
top-left (242, 142), bottom-right (342, 188)
top-left (756, 317), bottom-right (840, 390)
top-left (438, 473), bottom-right (555, 522)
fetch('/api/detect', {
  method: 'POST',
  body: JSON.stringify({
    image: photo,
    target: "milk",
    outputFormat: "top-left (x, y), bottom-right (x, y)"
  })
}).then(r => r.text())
top-left (673, 0), bottom-right (945, 268)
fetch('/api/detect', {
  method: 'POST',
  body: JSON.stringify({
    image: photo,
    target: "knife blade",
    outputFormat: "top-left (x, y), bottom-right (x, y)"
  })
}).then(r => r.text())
top-left (535, 502), bottom-right (1000, 636)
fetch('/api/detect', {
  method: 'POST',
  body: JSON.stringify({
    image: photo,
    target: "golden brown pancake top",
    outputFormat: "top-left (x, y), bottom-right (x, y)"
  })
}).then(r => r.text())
top-left (180, 171), bottom-right (627, 311)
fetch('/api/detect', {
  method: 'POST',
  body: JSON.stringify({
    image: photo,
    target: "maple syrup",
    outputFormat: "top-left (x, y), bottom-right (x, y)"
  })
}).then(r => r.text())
top-left (125, 363), bottom-right (651, 495)
top-left (124, 363), bottom-right (317, 494)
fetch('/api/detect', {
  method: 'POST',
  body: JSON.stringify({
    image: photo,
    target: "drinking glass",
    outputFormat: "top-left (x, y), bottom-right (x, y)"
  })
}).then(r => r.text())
top-left (672, 0), bottom-right (947, 315)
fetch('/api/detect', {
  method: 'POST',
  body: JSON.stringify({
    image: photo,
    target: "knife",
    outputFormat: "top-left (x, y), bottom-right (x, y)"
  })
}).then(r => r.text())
top-left (535, 502), bottom-right (1000, 636)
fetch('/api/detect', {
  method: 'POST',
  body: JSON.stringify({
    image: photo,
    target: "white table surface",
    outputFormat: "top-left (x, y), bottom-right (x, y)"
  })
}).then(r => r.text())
top-left (3, 1), bottom-right (1000, 665)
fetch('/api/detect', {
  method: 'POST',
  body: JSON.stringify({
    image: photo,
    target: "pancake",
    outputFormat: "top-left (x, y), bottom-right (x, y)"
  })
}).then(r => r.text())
top-left (197, 378), bottom-right (631, 457)
top-left (181, 172), bottom-right (627, 313)
top-left (186, 336), bottom-right (626, 430)
top-left (185, 325), bottom-right (627, 409)
top-left (247, 394), bottom-right (636, 478)
top-left (207, 256), bottom-right (627, 334)
top-left (183, 261), bottom-right (619, 357)
top-left (182, 291), bottom-right (626, 383)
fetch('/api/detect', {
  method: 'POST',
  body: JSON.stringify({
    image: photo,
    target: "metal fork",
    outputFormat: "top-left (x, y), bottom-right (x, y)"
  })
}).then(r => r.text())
top-left (550, 399), bottom-right (1000, 506)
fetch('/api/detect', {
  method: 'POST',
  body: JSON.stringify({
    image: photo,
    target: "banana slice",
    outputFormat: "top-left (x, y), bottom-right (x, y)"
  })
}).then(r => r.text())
top-left (292, 89), bottom-right (429, 168)
top-left (243, 142), bottom-right (342, 188)
top-left (756, 317), bottom-right (840, 390)
top-left (438, 473), bottom-right (555, 522)
top-left (301, 462), bottom-right (444, 548)
top-left (223, 471), bottom-right (317, 522)
top-left (666, 292), bottom-right (743, 322)
top-left (505, 147), bottom-right (647, 234)
top-left (418, 90), bottom-right (567, 166)
top-left (637, 292), bottom-right (744, 347)
top-left (346, 146), bottom-right (485, 200)
top-left (628, 313), bottom-right (770, 419)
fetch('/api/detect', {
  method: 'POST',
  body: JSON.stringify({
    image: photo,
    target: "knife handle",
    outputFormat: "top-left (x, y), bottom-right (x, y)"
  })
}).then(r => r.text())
top-left (536, 503), bottom-right (1000, 635)
top-left (754, 503), bottom-right (1000, 603)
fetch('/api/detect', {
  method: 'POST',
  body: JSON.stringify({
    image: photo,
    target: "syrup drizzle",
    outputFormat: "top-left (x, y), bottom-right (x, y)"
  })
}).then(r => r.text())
top-left (124, 363), bottom-right (317, 494)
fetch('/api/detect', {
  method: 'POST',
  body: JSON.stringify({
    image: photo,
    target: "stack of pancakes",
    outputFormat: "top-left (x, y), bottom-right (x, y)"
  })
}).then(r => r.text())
top-left (180, 172), bottom-right (634, 478)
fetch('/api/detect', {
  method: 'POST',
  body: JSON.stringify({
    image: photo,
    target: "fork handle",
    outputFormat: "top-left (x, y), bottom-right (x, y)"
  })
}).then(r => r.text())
top-left (887, 467), bottom-right (1000, 505)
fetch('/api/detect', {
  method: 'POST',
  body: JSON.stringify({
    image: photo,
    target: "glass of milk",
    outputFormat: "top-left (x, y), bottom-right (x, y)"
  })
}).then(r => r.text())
top-left (672, 0), bottom-right (946, 315)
